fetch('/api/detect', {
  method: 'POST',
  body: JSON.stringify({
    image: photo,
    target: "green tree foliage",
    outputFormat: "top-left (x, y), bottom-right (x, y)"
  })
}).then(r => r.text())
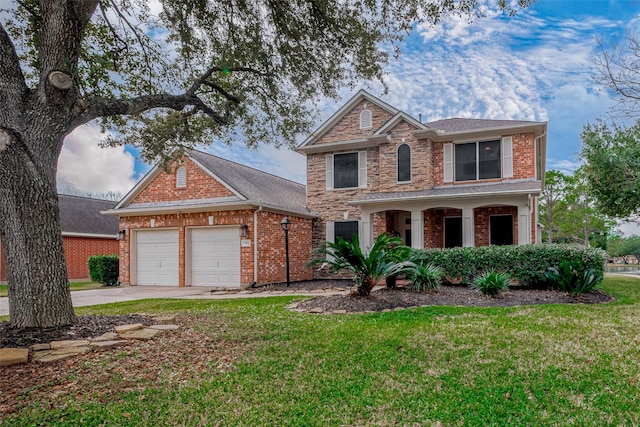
top-left (539, 170), bottom-right (572, 243)
top-left (607, 235), bottom-right (640, 259)
top-left (581, 121), bottom-right (640, 219)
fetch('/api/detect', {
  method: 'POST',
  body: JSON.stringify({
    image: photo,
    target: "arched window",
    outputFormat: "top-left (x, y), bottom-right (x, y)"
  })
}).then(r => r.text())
top-left (397, 143), bottom-right (411, 182)
top-left (359, 109), bottom-right (372, 130)
top-left (176, 166), bottom-right (187, 188)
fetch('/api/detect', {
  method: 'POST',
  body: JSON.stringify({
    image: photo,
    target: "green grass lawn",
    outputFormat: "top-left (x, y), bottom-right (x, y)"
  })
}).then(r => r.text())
top-left (3, 275), bottom-right (640, 426)
top-left (0, 281), bottom-right (101, 297)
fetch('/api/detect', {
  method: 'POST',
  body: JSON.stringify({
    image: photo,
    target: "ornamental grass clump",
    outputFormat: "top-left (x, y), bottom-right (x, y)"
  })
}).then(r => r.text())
top-left (472, 270), bottom-right (510, 296)
top-left (407, 263), bottom-right (444, 291)
top-left (545, 260), bottom-right (604, 296)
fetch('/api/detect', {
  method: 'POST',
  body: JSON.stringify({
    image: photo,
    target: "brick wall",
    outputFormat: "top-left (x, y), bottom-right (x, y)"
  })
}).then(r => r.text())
top-left (131, 157), bottom-right (234, 204)
top-left (424, 209), bottom-right (462, 248)
top-left (0, 237), bottom-right (117, 282)
top-left (474, 206), bottom-right (518, 246)
top-left (317, 101), bottom-right (394, 145)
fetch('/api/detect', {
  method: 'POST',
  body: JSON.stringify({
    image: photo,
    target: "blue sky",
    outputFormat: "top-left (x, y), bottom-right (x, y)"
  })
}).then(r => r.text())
top-left (58, 0), bottom-right (640, 197)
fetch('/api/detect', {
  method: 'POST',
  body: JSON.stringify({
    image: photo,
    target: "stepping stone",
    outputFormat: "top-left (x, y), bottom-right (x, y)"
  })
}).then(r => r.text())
top-left (92, 332), bottom-right (119, 342)
top-left (0, 348), bottom-right (30, 367)
top-left (30, 343), bottom-right (51, 351)
top-left (308, 307), bottom-right (324, 313)
top-left (50, 340), bottom-right (90, 349)
top-left (149, 324), bottom-right (179, 330)
top-left (152, 316), bottom-right (176, 324)
top-left (287, 303), bottom-right (299, 309)
top-left (310, 289), bottom-right (327, 293)
top-left (332, 309), bottom-right (347, 314)
top-left (119, 328), bottom-right (161, 340)
top-left (90, 340), bottom-right (129, 351)
top-left (115, 323), bottom-right (145, 333)
top-left (33, 346), bottom-right (90, 363)
top-left (381, 309), bottom-right (393, 313)
top-left (282, 290), bottom-right (295, 294)
top-left (269, 290), bottom-right (283, 294)
top-left (393, 307), bottom-right (405, 311)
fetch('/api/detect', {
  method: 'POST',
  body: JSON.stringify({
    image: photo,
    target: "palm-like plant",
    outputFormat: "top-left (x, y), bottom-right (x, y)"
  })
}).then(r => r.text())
top-left (308, 233), bottom-right (414, 296)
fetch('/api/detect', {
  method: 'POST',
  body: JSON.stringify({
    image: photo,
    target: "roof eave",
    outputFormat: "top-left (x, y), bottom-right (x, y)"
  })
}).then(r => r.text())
top-left (295, 136), bottom-right (386, 155)
top-left (413, 122), bottom-right (547, 142)
top-left (349, 187), bottom-right (542, 206)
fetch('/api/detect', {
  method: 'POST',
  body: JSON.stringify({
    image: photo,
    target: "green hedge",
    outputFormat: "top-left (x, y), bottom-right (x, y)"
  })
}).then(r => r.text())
top-left (413, 244), bottom-right (607, 288)
top-left (88, 255), bottom-right (119, 285)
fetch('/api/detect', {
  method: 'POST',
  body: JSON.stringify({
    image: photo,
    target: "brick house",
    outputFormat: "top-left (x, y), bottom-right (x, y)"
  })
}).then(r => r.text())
top-left (297, 90), bottom-right (547, 257)
top-left (0, 195), bottom-right (119, 282)
top-left (103, 150), bottom-right (314, 288)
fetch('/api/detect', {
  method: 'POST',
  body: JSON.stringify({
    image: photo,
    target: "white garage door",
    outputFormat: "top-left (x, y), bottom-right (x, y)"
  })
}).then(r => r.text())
top-left (136, 230), bottom-right (179, 286)
top-left (190, 227), bottom-right (241, 287)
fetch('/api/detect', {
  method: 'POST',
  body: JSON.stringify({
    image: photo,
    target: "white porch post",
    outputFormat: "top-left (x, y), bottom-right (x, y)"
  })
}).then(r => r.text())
top-left (360, 208), bottom-right (373, 250)
top-left (518, 204), bottom-right (531, 245)
top-left (411, 209), bottom-right (424, 249)
top-left (462, 208), bottom-right (474, 247)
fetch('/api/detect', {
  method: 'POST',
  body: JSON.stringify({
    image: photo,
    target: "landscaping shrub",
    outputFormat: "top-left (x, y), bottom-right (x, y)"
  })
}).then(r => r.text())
top-left (472, 270), bottom-right (510, 296)
top-left (407, 263), bottom-right (444, 291)
top-left (545, 259), bottom-right (604, 296)
top-left (412, 244), bottom-right (607, 288)
top-left (88, 255), bottom-right (119, 285)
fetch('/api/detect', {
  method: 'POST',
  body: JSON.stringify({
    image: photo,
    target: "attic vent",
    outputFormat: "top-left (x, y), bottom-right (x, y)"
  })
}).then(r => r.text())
top-left (360, 109), bottom-right (372, 130)
top-left (176, 166), bottom-right (187, 188)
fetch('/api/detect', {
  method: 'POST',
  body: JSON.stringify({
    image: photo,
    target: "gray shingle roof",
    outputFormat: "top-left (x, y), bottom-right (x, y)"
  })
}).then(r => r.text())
top-left (425, 118), bottom-right (542, 133)
top-left (58, 195), bottom-right (118, 235)
top-left (188, 149), bottom-right (311, 216)
top-left (353, 180), bottom-right (542, 204)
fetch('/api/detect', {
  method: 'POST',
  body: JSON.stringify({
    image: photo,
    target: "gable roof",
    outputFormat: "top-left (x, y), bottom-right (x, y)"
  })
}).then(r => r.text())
top-left (108, 149), bottom-right (313, 218)
top-left (58, 195), bottom-right (118, 237)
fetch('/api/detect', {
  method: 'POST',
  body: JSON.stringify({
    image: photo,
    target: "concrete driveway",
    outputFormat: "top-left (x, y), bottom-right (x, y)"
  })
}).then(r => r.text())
top-left (0, 286), bottom-right (346, 317)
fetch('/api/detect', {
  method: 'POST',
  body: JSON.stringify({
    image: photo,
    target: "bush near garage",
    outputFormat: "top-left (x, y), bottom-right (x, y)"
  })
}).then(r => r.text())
top-left (412, 244), bottom-right (607, 289)
top-left (88, 255), bottom-right (119, 286)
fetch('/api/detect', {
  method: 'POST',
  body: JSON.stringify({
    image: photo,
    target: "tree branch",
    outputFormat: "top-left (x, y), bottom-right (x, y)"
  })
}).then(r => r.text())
top-left (0, 22), bottom-right (28, 123)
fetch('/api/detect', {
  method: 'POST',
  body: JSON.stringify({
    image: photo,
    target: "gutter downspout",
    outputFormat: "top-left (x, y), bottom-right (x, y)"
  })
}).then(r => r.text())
top-left (254, 206), bottom-right (263, 283)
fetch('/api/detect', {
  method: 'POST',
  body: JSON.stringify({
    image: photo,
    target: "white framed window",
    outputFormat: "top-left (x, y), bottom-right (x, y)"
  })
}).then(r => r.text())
top-left (326, 152), bottom-right (367, 190)
top-left (397, 143), bottom-right (411, 182)
top-left (360, 109), bottom-right (372, 130)
top-left (326, 220), bottom-right (359, 244)
top-left (176, 166), bottom-right (187, 188)
top-left (444, 137), bottom-right (514, 183)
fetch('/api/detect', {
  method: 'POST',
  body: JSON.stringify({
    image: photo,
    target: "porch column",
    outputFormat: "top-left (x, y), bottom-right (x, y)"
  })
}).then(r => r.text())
top-left (462, 208), bottom-right (474, 247)
top-left (360, 209), bottom-right (373, 250)
top-left (517, 204), bottom-right (531, 245)
top-left (410, 209), bottom-right (424, 249)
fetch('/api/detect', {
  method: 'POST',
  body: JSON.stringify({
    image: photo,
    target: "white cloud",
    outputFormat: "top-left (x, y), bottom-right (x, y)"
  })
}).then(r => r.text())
top-left (57, 125), bottom-right (138, 195)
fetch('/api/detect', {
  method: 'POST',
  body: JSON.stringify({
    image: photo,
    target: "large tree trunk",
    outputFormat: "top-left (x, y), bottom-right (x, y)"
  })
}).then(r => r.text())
top-left (0, 129), bottom-right (76, 328)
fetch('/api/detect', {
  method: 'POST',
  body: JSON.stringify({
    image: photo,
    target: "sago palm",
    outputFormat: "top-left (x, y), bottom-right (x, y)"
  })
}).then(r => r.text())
top-left (308, 233), bottom-right (413, 296)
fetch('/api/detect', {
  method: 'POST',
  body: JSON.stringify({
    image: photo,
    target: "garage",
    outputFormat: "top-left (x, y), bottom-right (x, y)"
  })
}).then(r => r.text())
top-left (135, 229), bottom-right (179, 286)
top-left (189, 227), bottom-right (241, 287)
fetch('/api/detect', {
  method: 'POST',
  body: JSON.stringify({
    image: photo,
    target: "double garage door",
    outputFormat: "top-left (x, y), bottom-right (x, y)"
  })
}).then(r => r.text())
top-left (135, 227), bottom-right (240, 287)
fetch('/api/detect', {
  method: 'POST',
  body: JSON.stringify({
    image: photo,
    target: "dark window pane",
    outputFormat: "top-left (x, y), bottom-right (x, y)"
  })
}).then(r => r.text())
top-left (444, 217), bottom-right (462, 248)
top-left (335, 221), bottom-right (359, 242)
top-left (334, 153), bottom-right (359, 188)
top-left (455, 143), bottom-right (476, 181)
top-left (490, 215), bottom-right (513, 245)
top-left (397, 144), bottom-right (411, 182)
top-left (479, 140), bottom-right (501, 179)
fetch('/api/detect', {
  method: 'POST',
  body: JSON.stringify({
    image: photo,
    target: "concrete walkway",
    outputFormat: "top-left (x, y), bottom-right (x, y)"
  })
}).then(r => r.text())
top-left (0, 286), bottom-right (348, 317)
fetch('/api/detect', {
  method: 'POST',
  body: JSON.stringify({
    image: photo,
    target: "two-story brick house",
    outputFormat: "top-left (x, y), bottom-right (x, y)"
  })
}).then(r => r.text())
top-left (107, 90), bottom-right (547, 288)
top-left (297, 90), bottom-right (547, 255)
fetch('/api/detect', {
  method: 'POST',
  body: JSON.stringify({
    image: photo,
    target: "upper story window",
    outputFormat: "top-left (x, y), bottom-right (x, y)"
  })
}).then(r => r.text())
top-left (176, 166), bottom-right (187, 188)
top-left (360, 109), bottom-right (372, 130)
top-left (443, 137), bottom-right (513, 183)
top-left (326, 152), bottom-right (367, 189)
top-left (397, 143), bottom-right (411, 182)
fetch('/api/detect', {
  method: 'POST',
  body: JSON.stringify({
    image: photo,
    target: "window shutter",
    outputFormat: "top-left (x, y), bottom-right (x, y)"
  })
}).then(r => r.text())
top-left (502, 137), bottom-right (513, 178)
top-left (325, 221), bottom-right (335, 261)
top-left (176, 166), bottom-right (187, 188)
top-left (443, 143), bottom-right (453, 183)
top-left (326, 154), bottom-right (334, 190)
top-left (360, 109), bottom-right (372, 130)
top-left (358, 151), bottom-right (367, 188)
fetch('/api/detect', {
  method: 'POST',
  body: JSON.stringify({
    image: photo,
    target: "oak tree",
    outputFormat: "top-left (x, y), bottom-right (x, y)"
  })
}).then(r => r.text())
top-left (0, 0), bottom-right (533, 327)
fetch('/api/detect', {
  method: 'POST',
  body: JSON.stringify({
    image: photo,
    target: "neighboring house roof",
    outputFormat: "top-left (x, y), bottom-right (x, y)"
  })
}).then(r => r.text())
top-left (108, 149), bottom-right (313, 218)
top-left (350, 180), bottom-right (543, 205)
top-left (58, 194), bottom-right (118, 237)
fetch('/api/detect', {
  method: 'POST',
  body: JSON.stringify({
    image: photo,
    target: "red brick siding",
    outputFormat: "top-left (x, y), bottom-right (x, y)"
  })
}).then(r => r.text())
top-left (0, 237), bottom-right (117, 282)
top-left (131, 157), bottom-right (234, 204)
top-left (424, 209), bottom-right (462, 248)
top-left (474, 206), bottom-right (518, 246)
top-left (316, 101), bottom-right (394, 145)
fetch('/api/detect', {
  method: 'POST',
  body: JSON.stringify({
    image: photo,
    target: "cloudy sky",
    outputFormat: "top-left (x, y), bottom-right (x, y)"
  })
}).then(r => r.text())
top-left (58, 0), bottom-right (639, 200)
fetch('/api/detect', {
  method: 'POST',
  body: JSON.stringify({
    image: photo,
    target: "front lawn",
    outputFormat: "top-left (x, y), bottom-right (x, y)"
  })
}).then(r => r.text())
top-left (2, 275), bottom-right (640, 426)
top-left (0, 281), bottom-right (102, 297)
